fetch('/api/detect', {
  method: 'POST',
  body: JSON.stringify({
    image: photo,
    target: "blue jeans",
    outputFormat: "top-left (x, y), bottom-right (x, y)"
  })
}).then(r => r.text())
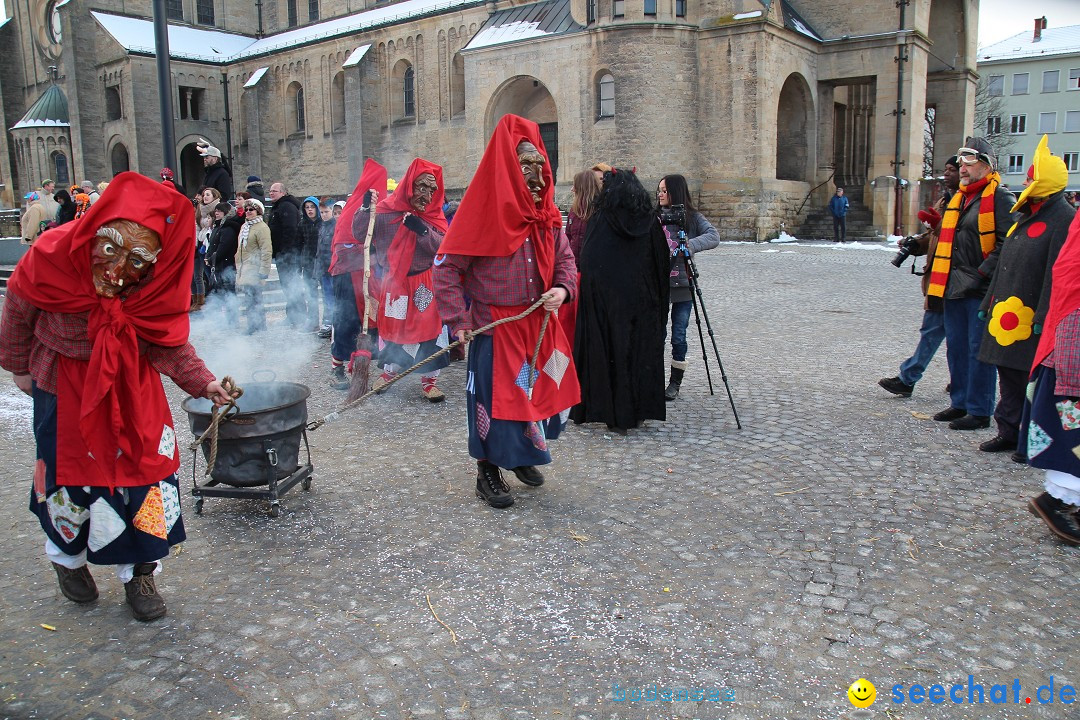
top-left (668, 300), bottom-right (693, 362)
top-left (320, 272), bottom-right (335, 326)
top-left (943, 297), bottom-right (997, 416)
top-left (898, 309), bottom-right (945, 386)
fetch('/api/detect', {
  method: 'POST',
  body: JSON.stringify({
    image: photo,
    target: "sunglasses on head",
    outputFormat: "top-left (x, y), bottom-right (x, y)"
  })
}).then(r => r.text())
top-left (957, 148), bottom-right (990, 166)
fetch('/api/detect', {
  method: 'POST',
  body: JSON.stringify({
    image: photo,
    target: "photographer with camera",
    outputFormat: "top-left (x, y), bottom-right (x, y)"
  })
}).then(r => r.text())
top-left (879, 156), bottom-right (960, 398)
top-left (657, 175), bottom-right (720, 401)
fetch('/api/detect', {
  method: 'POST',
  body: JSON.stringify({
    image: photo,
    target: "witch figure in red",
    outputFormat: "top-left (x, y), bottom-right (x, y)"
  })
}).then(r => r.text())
top-left (0, 172), bottom-right (233, 621)
top-left (433, 114), bottom-right (580, 509)
top-left (354, 158), bottom-right (451, 401)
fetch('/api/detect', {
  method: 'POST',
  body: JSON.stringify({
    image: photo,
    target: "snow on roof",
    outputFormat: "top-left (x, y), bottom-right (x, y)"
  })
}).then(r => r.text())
top-left (243, 67), bottom-right (269, 88)
top-left (780, 0), bottom-right (822, 42)
top-left (342, 44), bottom-right (372, 68)
top-left (92, 0), bottom-right (480, 64)
top-left (978, 24), bottom-right (1080, 62)
top-left (465, 0), bottom-right (582, 51)
top-left (91, 11), bottom-right (255, 62)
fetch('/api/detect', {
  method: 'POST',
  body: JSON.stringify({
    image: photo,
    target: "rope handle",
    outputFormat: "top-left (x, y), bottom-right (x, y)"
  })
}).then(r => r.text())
top-left (189, 376), bottom-right (244, 476)
top-left (308, 298), bottom-right (552, 431)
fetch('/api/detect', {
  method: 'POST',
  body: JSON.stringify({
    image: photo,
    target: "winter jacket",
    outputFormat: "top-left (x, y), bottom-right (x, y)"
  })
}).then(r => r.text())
top-left (268, 194), bottom-right (303, 258)
top-left (316, 217), bottom-right (337, 276)
top-left (978, 192), bottom-right (1077, 371)
top-left (235, 218), bottom-right (272, 287)
top-left (661, 211), bottom-right (720, 304)
top-left (209, 213), bottom-right (244, 274)
top-left (21, 202), bottom-right (49, 243)
top-left (941, 184), bottom-right (1014, 301)
top-left (202, 162), bottom-right (234, 199)
top-left (297, 198), bottom-right (321, 269)
top-left (246, 180), bottom-right (265, 201)
top-left (828, 194), bottom-right (849, 218)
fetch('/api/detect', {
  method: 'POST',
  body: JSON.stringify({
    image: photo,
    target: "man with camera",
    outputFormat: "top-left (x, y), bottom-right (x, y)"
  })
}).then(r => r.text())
top-left (879, 156), bottom-right (960, 397)
top-left (926, 137), bottom-right (1014, 430)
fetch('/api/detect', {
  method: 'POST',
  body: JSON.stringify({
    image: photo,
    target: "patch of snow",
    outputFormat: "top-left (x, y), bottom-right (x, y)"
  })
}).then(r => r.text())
top-left (769, 231), bottom-right (799, 243)
top-left (342, 44), bottom-right (372, 68)
top-left (243, 67), bottom-right (269, 88)
top-left (10, 119), bottom-right (70, 130)
top-left (467, 20), bottom-right (550, 50)
top-left (733, 10), bottom-right (762, 20)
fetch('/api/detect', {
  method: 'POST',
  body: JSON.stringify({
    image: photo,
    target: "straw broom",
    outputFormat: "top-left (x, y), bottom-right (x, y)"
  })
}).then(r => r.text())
top-left (346, 191), bottom-right (379, 403)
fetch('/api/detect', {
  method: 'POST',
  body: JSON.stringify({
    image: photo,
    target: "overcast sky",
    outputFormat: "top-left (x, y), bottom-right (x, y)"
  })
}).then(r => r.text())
top-left (0, 1), bottom-right (1075, 52)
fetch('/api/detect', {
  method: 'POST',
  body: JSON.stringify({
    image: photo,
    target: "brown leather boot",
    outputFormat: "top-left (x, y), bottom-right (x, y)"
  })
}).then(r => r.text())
top-left (52, 562), bottom-right (99, 603)
top-left (124, 563), bottom-right (167, 621)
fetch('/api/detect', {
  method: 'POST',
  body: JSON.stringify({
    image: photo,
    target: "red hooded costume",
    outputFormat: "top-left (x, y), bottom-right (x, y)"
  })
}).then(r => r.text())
top-left (329, 158), bottom-right (388, 326)
top-left (5, 172), bottom-right (203, 489)
top-left (374, 158), bottom-right (447, 345)
top-left (435, 114), bottom-right (579, 421)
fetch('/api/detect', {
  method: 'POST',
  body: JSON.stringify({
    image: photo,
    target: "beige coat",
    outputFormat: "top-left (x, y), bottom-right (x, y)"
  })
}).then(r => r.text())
top-left (235, 218), bottom-right (272, 287)
top-left (21, 202), bottom-right (49, 243)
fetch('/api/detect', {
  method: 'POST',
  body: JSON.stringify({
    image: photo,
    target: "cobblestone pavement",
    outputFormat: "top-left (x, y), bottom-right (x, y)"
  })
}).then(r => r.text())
top-left (0, 242), bottom-right (1076, 720)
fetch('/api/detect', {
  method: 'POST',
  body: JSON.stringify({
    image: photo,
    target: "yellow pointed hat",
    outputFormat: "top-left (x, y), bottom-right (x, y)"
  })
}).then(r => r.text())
top-left (1012, 134), bottom-right (1068, 213)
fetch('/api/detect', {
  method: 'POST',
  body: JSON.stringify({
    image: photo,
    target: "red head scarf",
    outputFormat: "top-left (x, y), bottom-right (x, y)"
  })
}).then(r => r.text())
top-left (377, 158), bottom-right (448, 282)
top-left (438, 114), bottom-right (562, 282)
top-left (329, 158), bottom-right (388, 275)
top-left (7, 172), bottom-right (197, 487)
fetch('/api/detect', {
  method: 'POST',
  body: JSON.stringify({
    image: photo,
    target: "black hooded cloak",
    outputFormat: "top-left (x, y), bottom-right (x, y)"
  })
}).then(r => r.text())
top-left (570, 170), bottom-right (670, 430)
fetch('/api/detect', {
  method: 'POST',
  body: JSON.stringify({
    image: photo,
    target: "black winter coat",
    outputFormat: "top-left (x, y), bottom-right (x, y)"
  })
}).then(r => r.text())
top-left (941, 184), bottom-right (1015, 300)
top-left (209, 214), bottom-right (244, 273)
top-left (978, 192), bottom-right (1077, 371)
top-left (202, 163), bottom-right (234, 199)
top-left (297, 215), bottom-right (320, 270)
top-left (268, 194), bottom-right (303, 258)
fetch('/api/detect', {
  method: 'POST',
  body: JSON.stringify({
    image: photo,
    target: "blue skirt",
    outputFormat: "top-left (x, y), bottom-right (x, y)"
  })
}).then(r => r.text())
top-left (1019, 364), bottom-right (1080, 475)
top-left (466, 334), bottom-right (566, 468)
top-left (29, 386), bottom-right (186, 566)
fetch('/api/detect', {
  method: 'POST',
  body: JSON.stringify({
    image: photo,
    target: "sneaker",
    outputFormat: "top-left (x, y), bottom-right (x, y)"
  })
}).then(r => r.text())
top-left (511, 465), bottom-right (545, 487)
top-left (124, 563), bottom-right (167, 622)
top-left (317, 325), bottom-right (332, 339)
top-left (421, 377), bottom-right (445, 403)
top-left (948, 414), bottom-right (991, 430)
top-left (372, 371), bottom-right (393, 393)
top-left (329, 364), bottom-right (350, 391)
top-left (933, 407), bottom-right (966, 422)
top-left (52, 563), bottom-right (98, 604)
top-left (476, 461), bottom-right (514, 508)
top-left (1028, 492), bottom-right (1080, 546)
top-left (979, 435), bottom-right (1017, 452)
top-left (878, 376), bottom-right (914, 397)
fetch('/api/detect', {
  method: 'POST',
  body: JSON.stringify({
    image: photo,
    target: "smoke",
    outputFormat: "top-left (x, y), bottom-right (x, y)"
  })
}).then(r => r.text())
top-left (187, 288), bottom-right (320, 385)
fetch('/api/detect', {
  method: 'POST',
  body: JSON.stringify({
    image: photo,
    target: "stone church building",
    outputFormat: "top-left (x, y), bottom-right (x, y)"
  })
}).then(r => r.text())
top-left (0, 0), bottom-right (979, 239)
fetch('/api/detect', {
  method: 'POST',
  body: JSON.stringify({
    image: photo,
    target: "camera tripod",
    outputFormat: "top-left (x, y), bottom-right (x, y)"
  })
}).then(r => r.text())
top-left (673, 231), bottom-right (742, 429)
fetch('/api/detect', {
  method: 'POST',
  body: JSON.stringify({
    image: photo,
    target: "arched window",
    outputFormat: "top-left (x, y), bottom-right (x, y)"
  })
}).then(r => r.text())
top-left (776, 74), bottom-right (813, 181)
top-left (105, 86), bottom-right (122, 121)
top-left (331, 71), bottom-right (346, 130)
top-left (597, 73), bottom-right (615, 118)
top-left (404, 66), bottom-right (415, 117)
top-left (287, 81), bottom-right (305, 135)
top-left (110, 143), bottom-right (130, 176)
top-left (51, 151), bottom-right (70, 185)
top-left (450, 53), bottom-right (465, 117)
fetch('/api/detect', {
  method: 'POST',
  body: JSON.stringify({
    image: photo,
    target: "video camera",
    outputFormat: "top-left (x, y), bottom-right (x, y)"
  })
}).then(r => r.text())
top-left (659, 203), bottom-right (687, 230)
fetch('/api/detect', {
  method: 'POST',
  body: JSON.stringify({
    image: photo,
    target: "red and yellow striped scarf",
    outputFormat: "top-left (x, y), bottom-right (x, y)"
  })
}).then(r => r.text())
top-left (927, 172), bottom-right (1000, 297)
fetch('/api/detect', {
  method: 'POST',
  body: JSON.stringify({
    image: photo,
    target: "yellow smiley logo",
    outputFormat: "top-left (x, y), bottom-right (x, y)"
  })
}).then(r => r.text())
top-left (847, 678), bottom-right (876, 708)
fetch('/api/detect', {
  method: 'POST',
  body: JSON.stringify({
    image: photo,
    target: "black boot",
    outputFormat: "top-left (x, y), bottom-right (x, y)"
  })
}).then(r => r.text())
top-left (475, 461), bottom-right (514, 508)
top-left (124, 563), bottom-right (167, 622)
top-left (52, 563), bottom-right (98, 604)
top-left (665, 361), bottom-right (687, 402)
top-left (511, 465), bottom-right (545, 487)
top-left (329, 364), bottom-right (349, 391)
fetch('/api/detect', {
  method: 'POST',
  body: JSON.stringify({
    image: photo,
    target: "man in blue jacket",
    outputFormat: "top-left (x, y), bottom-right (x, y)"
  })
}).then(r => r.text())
top-left (829, 187), bottom-right (849, 242)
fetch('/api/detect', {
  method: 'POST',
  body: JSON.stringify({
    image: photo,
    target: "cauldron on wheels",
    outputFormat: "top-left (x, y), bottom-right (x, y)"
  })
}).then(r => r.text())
top-left (182, 381), bottom-right (314, 517)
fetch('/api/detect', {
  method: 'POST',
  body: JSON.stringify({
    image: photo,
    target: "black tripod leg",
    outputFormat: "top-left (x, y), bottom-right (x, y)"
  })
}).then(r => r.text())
top-left (683, 254), bottom-right (715, 395)
top-left (684, 254), bottom-right (743, 429)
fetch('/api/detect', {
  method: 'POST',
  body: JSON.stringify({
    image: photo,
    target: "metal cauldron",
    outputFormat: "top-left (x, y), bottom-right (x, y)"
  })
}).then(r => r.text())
top-left (182, 381), bottom-right (313, 517)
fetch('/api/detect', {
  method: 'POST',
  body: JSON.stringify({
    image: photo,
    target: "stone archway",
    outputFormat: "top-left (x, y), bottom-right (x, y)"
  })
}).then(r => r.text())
top-left (776, 73), bottom-right (814, 182)
top-left (486, 76), bottom-right (559, 181)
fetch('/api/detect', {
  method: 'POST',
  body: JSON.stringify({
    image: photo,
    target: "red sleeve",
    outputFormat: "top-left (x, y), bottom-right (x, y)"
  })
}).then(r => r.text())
top-left (0, 290), bottom-right (37, 376)
top-left (146, 342), bottom-right (216, 398)
top-left (433, 254), bottom-right (472, 335)
top-left (551, 228), bottom-right (578, 301)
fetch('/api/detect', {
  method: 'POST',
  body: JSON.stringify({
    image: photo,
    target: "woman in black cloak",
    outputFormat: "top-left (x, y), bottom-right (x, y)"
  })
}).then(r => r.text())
top-left (570, 168), bottom-right (670, 432)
